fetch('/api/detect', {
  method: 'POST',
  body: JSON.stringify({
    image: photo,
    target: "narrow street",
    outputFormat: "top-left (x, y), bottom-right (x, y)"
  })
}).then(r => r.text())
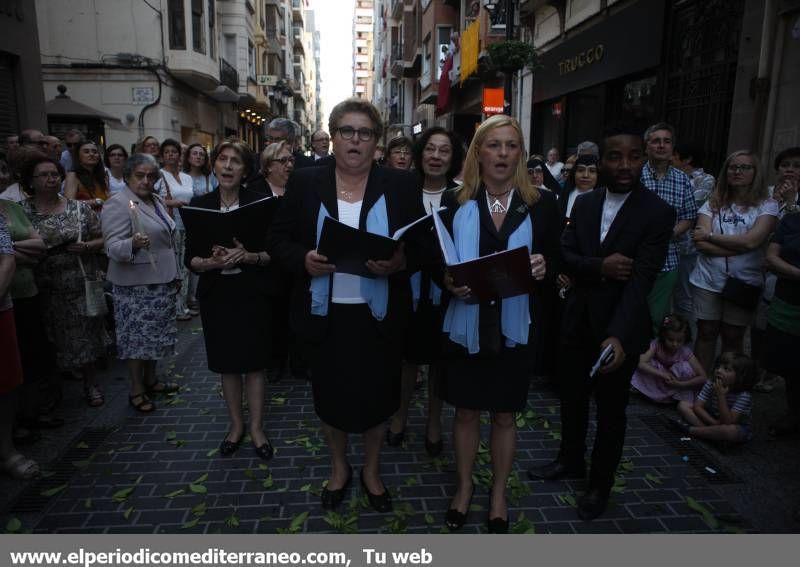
top-left (2, 321), bottom-right (797, 534)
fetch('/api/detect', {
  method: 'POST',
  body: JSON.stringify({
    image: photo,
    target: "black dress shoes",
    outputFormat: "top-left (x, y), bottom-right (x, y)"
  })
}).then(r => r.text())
top-left (444, 486), bottom-right (474, 531)
top-left (577, 487), bottom-right (609, 521)
top-left (253, 440), bottom-right (274, 461)
top-left (360, 469), bottom-right (393, 513)
top-left (219, 433), bottom-right (244, 456)
top-left (487, 516), bottom-right (509, 534)
top-left (527, 459), bottom-right (585, 481)
top-left (385, 428), bottom-right (405, 447)
top-left (424, 437), bottom-right (443, 457)
top-left (321, 465), bottom-right (353, 510)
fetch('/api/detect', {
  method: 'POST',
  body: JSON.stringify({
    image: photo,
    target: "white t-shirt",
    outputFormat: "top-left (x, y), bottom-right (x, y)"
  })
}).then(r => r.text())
top-left (331, 199), bottom-right (366, 304)
top-left (422, 187), bottom-right (446, 214)
top-left (566, 187), bottom-right (593, 218)
top-left (689, 199), bottom-right (780, 292)
top-left (106, 168), bottom-right (127, 194)
top-left (546, 161), bottom-right (564, 178)
top-left (155, 170), bottom-right (194, 230)
top-left (600, 190), bottom-right (631, 242)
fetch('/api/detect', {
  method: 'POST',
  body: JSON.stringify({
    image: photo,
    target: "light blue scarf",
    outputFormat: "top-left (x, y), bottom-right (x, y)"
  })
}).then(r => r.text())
top-left (310, 196), bottom-right (390, 320)
top-left (410, 272), bottom-right (442, 311)
top-left (442, 198), bottom-right (532, 354)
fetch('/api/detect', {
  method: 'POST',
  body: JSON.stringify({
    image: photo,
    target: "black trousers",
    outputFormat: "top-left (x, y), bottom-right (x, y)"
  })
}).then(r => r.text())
top-left (558, 332), bottom-right (638, 494)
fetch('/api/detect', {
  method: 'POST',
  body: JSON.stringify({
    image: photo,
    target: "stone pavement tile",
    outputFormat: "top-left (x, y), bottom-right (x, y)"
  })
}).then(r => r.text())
top-left (626, 502), bottom-right (675, 518)
top-left (107, 525), bottom-right (158, 534)
top-left (660, 516), bottom-right (714, 532)
top-left (573, 519), bottom-right (622, 533)
top-left (136, 509), bottom-right (190, 526)
top-left (34, 513), bottom-right (88, 531)
top-left (534, 521), bottom-right (575, 534)
top-left (635, 489), bottom-right (684, 502)
top-left (614, 518), bottom-right (667, 533)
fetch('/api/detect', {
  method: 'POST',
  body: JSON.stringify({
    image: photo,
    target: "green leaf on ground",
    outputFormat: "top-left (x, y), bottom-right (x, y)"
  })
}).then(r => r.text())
top-left (644, 473), bottom-right (662, 485)
top-left (224, 510), bottom-right (240, 528)
top-left (164, 489), bottom-right (185, 498)
top-left (123, 507), bottom-right (134, 520)
top-left (181, 517), bottom-right (200, 530)
top-left (469, 504), bottom-right (483, 512)
top-left (134, 475), bottom-right (144, 485)
top-left (559, 494), bottom-right (577, 508)
top-left (76, 442), bottom-right (89, 449)
top-left (276, 511), bottom-right (309, 534)
top-left (262, 474), bottom-right (275, 489)
top-left (424, 513), bottom-right (435, 525)
top-left (112, 486), bottom-right (136, 502)
top-left (198, 409), bottom-right (210, 415)
top-left (6, 518), bottom-right (22, 533)
top-left (403, 477), bottom-right (418, 487)
top-left (686, 497), bottom-right (719, 529)
top-left (510, 512), bottom-right (536, 534)
top-left (548, 431), bottom-right (562, 440)
top-left (548, 406), bottom-right (557, 414)
top-left (84, 498), bottom-right (92, 509)
top-left (72, 459), bottom-right (92, 469)
top-left (244, 468), bottom-right (255, 480)
top-left (193, 473), bottom-right (208, 484)
top-left (165, 431), bottom-right (177, 441)
top-left (40, 484), bottom-right (67, 498)
top-left (191, 502), bottom-right (207, 517)
top-left (206, 448), bottom-right (219, 457)
top-left (188, 483), bottom-right (207, 494)
top-left (271, 397), bottom-right (287, 406)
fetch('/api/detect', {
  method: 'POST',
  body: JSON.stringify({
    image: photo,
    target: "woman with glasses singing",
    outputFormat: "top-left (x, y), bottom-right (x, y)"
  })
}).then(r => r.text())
top-left (101, 154), bottom-right (180, 412)
top-left (436, 115), bottom-right (561, 533)
top-left (21, 156), bottom-right (109, 407)
top-left (268, 98), bottom-right (425, 514)
top-left (386, 127), bottom-right (464, 457)
top-left (690, 151), bottom-right (779, 372)
top-left (248, 142), bottom-right (295, 197)
top-left (385, 136), bottom-right (413, 170)
top-left (186, 139), bottom-right (275, 461)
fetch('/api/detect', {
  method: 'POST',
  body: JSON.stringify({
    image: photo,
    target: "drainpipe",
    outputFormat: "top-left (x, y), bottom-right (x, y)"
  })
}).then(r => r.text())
top-left (760, 13), bottom-right (787, 168)
top-left (751, 0), bottom-right (776, 152)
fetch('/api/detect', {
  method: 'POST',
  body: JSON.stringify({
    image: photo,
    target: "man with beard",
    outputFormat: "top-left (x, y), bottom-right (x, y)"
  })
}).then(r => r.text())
top-left (527, 124), bottom-right (675, 521)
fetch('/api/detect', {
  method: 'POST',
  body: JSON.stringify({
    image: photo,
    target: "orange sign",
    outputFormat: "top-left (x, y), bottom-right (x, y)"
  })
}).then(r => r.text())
top-left (482, 87), bottom-right (505, 115)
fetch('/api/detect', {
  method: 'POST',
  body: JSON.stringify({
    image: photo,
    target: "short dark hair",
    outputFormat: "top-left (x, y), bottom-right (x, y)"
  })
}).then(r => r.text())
top-left (412, 127), bottom-right (465, 181)
top-left (20, 155), bottom-right (65, 193)
top-left (715, 351), bottom-right (757, 392)
top-left (104, 144), bottom-right (129, 165)
top-left (601, 123), bottom-right (643, 156)
top-left (327, 98), bottom-right (384, 141)
top-left (159, 138), bottom-right (181, 156)
top-left (658, 313), bottom-right (691, 344)
top-left (386, 136), bottom-right (412, 154)
top-left (674, 143), bottom-right (704, 167)
top-left (774, 146), bottom-right (800, 171)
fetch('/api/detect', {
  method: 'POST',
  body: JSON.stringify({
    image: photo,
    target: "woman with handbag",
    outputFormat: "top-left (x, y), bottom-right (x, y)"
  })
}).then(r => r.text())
top-left (436, 115), bottom-right (560, 533)
top-left (102, 153), bottom-right (181, 412)
top-left (155, 139), bottom-right (195, 321)
top-left (690, 150), bottom-right (779, 372)
top-left (21, 155), bottom-right (109, 407)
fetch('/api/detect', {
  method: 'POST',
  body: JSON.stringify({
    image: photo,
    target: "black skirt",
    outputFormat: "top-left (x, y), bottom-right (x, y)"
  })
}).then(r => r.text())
top-left (761, 323), bottom-right (800, 379)
top-left (199, 272), bottom-right (270, 374)
top-left (309, 303), bottom-right (402, 433)
top-left (404, 299), bottom-right (443, 364)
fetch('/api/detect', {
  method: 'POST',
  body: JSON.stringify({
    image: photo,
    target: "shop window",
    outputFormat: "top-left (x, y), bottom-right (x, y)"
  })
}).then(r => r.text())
top-left (248, 40), bottom-right (256, 80)
top-left (168, 0), bottom-right (186, 50)
top-left (421, 36), bottom-right (431, 88)
top-left (192, 0), bottom-right (206, 54)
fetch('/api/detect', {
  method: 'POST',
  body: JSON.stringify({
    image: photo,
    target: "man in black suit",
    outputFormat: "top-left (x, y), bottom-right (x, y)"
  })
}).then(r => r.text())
top-left (528, 125), bottom-right (675, 521)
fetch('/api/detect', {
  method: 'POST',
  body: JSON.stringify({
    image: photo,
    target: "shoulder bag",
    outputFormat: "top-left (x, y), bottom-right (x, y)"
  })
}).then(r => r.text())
top-left (718, 211), bottom-right (762, 309)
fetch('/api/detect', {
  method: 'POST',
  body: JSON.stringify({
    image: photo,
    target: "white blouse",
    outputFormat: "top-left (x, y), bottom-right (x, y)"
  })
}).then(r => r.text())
top-left (331, 199), bottom-right (367, 304)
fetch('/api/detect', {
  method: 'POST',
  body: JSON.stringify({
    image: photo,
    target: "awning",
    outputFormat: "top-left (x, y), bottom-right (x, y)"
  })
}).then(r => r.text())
top-left (45, 85), bottom-right (122, 125)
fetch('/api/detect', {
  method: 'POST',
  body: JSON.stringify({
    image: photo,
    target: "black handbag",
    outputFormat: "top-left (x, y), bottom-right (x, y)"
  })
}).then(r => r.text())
top-left (718, 213), bottom-right (762, 309)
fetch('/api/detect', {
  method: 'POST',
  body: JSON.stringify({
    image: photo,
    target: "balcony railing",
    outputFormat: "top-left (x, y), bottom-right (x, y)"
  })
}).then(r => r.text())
top-left (220, 58), bottom-right (239, 91)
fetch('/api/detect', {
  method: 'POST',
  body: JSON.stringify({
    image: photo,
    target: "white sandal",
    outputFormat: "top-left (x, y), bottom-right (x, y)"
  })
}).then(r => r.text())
top-left (3, 453), bottom-right (40, 480)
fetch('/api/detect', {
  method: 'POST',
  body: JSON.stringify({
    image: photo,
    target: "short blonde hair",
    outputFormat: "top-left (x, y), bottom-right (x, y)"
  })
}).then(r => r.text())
top-left (457, 114), bottom-right (540, 206)
top-left (260, 141), bottom-right (291, 172)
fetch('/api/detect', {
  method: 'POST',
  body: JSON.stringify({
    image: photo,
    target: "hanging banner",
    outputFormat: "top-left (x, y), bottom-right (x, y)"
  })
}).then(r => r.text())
top-left (460, 18), bottom-right (480, 84)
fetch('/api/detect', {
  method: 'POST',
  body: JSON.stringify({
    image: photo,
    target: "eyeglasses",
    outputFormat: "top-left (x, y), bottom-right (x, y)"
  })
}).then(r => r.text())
top-left (335, 126), bottom-right (376, 142)
top-left (132, 172), bottom-right (160, 181)
top-left (390, 148), bottom-right (411, 156)
top-left (33, 172), bottom-right (61, 179)
top-left (274, 156), bottom-right (295, 164)
top-left (727, 164), bottom-right (755, 172)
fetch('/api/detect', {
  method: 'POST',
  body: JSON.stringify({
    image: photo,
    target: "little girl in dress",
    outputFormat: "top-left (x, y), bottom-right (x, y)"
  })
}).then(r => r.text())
top-left (631, 314), bottom-right (706, 403)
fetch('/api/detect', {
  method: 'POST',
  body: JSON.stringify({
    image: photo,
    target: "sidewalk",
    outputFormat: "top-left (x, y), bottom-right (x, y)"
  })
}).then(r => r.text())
top-left (2, 321), bottom-right (798, 534)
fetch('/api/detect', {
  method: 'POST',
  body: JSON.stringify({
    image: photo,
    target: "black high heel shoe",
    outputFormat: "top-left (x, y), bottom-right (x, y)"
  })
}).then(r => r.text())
top-left (487, 494), bottom-right (508, 534)
top-left (321, 465), bottom-right (353, 510)
top-left (360, 469), bottom-right (393, 513)
top-left (253, 439), bottom-right (274, 461)
top-left (385, 428), bottom-right (405, 447)
top-left (445, 485), bottom-right (475, 531)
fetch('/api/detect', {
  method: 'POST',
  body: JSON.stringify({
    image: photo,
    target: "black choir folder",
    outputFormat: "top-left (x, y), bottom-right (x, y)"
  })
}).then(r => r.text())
top-left (181, 196), bottom-right (280, 255)
top-left (431, 208), bottom-right (534, 304)
top-left (317, 209), bottom-right (443, 278)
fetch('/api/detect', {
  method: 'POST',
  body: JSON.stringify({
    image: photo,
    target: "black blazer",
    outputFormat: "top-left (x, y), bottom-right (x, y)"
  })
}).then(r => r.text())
top-left (560, 184), bottom-right (675, 357)
top-left (437, 187), bottom-right (563, 360)
top-left (185, 186), bottom-right (272, 298)
top-left (267, 162), bottom-right (426, 343)
top-left (292, 150), bottom-right (317, 170)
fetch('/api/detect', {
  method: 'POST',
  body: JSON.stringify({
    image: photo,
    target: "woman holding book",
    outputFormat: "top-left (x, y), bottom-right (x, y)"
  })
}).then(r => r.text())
top-left (268, 98), bottom-right (425, 514)
top-left (185, 139), bottom-right (275, 461)
top-left (386, 126), bottom-right (464, 457)
top-left (436, 115), bottom-right (561, 533)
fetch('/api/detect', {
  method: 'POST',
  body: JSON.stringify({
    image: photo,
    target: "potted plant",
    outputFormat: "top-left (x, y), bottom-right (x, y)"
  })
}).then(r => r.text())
top-left (486, 40), bottom-right (538, 73)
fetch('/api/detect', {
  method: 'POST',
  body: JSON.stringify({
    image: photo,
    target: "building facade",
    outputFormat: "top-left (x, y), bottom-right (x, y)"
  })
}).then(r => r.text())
top-left (353, 0), bottom-right (374, 99)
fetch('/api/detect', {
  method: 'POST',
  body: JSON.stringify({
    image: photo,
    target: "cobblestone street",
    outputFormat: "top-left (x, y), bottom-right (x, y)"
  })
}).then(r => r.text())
top-left (2, 322), bottom-right (798, 535)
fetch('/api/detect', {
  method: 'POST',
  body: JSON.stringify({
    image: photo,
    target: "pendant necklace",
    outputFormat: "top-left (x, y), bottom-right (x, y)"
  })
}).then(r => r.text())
top-left (220, 195), bottom-right (239, 211)
top-left (486, 188), bottom-right (513, 214)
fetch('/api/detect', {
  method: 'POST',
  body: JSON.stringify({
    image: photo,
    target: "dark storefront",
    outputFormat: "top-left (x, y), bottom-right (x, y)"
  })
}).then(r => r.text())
top-left (531, 0), bottom-right (743, 173)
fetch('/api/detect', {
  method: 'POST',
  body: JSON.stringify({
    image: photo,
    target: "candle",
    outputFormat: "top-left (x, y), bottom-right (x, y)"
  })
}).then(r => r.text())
top-left (129, 200), bottom-right (157, 271)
